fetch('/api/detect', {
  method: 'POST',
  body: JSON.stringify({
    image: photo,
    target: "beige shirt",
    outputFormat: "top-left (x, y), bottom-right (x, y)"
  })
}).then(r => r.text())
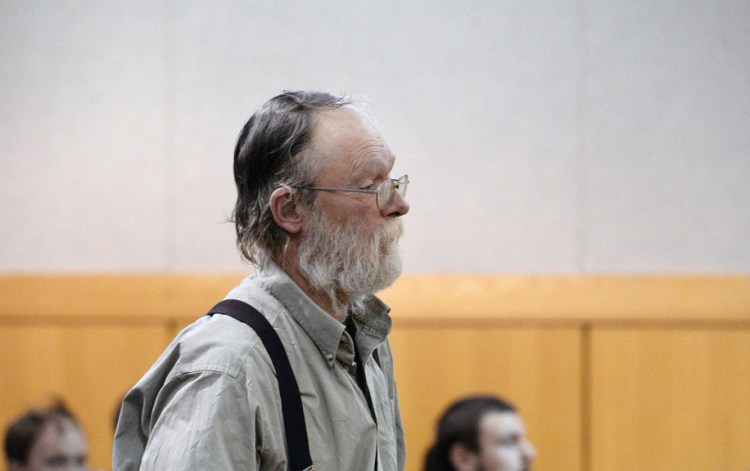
top-left (113, 263), bottom-right (406, 471)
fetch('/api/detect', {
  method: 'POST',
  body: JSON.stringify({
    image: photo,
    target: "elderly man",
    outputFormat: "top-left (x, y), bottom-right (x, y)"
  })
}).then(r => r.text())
top-left (113, 91), bottom-right (409, 470)
top-left (424, 396), bottom-right (536, 471)
top-left (4, 401), bottom-right (90, 471)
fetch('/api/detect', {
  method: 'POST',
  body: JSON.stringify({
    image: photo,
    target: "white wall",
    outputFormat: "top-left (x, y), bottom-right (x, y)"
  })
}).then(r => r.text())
top-left (1, 1), bottom-right (748, 274)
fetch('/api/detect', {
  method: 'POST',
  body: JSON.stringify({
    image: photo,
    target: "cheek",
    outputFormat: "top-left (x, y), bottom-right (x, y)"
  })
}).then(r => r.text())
top-left (326, 204), bottom-right (381, 233)
top-left (481, 447), bottom-right (522, 471)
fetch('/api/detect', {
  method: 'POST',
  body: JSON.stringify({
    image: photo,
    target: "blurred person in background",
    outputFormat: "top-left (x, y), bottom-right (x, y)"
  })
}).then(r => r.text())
top-left (424, 395), bottom-right (536, 471)
top-left (4, 400), bottom-right (91, 471)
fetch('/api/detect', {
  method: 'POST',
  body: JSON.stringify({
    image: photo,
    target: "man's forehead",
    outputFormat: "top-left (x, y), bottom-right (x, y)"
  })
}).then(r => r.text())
top-left (480, 411), bottom-right (526, 436)
top-left (310, 106), bottom-right (394, 173)
top-left (351, 149), bottom-right (394, 172)
top-left (36, 420), bottom-right (87, 449)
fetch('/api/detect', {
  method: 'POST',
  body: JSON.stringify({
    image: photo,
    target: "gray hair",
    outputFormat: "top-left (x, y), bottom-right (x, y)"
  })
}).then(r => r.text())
top-left (232, 90), bottom-right (351, 267)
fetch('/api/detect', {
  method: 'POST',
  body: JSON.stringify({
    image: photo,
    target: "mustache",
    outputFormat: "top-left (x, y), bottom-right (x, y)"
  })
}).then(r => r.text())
top-left (378, 218), bottom-right (404, 243)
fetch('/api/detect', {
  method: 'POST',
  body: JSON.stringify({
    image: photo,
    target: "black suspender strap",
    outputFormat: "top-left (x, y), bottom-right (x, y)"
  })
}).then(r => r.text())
top-left (207, 299), bottom-right (314, 471)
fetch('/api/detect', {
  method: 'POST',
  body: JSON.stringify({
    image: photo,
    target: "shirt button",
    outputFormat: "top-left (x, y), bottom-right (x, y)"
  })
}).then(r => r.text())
top-left (326, 353), bottom-right (334, 361)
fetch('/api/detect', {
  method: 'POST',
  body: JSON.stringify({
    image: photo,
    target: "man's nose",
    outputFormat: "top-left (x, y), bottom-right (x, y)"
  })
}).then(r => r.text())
top-left (383, 190), bottom-right (409, 217)
top-left (522, 439), bottom-right (537, 463)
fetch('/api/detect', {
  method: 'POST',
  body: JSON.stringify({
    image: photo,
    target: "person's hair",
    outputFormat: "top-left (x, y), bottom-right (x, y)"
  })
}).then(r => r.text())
top-left (232, 90), bottom-right (351, 267)
top-left (424, 395), bottom-right (517, 471)
top-left (4, 400), bottom-right (81, 465)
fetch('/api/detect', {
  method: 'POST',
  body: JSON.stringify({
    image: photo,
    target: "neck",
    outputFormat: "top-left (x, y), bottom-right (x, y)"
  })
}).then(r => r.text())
top-left (277, 252), bottom-right (350, 323)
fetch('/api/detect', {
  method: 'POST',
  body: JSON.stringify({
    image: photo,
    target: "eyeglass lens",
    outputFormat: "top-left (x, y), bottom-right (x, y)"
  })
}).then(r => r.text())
top-left (376, 176), bottom-right (408, 209)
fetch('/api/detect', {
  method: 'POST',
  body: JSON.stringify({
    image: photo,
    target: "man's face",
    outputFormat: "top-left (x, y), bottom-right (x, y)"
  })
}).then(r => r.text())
top-left (297, 107), bottom-right (409, 298)
top-left (11, 419), bottom-right (89, 471)
top-left (475, 411), bottom-right (536, 471)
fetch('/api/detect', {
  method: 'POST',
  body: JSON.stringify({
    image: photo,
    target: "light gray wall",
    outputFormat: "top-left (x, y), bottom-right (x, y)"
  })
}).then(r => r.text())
top-left (1, 1), bottom-right (748, 274)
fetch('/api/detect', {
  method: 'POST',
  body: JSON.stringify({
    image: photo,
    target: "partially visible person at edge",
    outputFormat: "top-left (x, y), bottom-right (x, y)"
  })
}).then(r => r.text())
top-left (424, 395), bottom-right (536, 471)
top-left (4, 400), bottom-right (92, 471)
top-left (113, 90), bottom-right (410, 470)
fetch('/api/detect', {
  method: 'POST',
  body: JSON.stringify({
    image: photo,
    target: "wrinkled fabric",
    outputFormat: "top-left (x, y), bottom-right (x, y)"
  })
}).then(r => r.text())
top-left (113, 263), bottom-right (406, 471)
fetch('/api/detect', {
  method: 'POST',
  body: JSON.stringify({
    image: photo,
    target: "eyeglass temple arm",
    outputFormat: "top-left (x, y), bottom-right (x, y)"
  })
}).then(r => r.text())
top-left (301, 187), bottom-right (378, 195)
top-left (300, 176), bottom-right (406, 193)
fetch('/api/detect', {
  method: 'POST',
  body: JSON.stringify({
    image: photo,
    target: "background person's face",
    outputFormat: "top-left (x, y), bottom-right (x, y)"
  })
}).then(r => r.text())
top-left (15, 419), bottom-right (88, 471)
top-left (476, 411), bottom-right (536, 471)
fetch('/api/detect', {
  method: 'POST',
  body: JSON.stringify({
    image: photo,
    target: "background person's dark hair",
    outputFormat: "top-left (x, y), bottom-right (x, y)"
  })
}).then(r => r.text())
top-left (4, 399), bottom-right (80, 465)
top-left (232, 90), bottom-right (351, 267)
top-left (424, 395), bottom-right (516, 471)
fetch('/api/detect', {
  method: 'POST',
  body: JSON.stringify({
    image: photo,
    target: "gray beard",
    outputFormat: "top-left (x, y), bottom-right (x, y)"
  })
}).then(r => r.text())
top-left (297, 210), bottom-right (403, 314)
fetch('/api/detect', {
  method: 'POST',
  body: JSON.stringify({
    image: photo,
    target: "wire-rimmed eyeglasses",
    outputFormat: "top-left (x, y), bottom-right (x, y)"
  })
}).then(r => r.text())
top-left (296, 175), bottom-right (409, 210)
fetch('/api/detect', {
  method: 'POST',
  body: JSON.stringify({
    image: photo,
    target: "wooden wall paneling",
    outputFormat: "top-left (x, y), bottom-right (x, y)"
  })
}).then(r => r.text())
top-left (390, 325), bottom-right (582, 471)
top-left (0, 323), bottom-right (173, 471)
top-left (0, 274), bottom-right (246, 319)
top-left (381, 276), bottom-right (750, 321)
top-left (590, 328), bottom-right (750, 471)
top-left (2, 275), bottom-right (748, 471)
top-left (4, 275), bottom-right (748, 321)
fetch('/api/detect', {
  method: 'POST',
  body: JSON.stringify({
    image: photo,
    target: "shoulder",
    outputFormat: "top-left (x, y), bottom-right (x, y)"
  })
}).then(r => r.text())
top-left (167, 313), bottom-right (275, 384)
top-left (155, 275), bottom-right (291, 388)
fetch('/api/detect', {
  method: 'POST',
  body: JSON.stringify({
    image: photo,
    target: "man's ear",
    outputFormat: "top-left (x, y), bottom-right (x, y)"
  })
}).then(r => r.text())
top-left (269, 186), bottom-right (305, 234)
top-left (448, 443), bottom-right (479, 471)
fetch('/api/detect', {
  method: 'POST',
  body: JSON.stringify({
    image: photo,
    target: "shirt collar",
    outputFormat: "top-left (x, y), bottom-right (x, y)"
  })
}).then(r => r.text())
top-left (257, 262), bottom-right (393, 366)
top-left (349, 295), bottom-right (392, 366)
